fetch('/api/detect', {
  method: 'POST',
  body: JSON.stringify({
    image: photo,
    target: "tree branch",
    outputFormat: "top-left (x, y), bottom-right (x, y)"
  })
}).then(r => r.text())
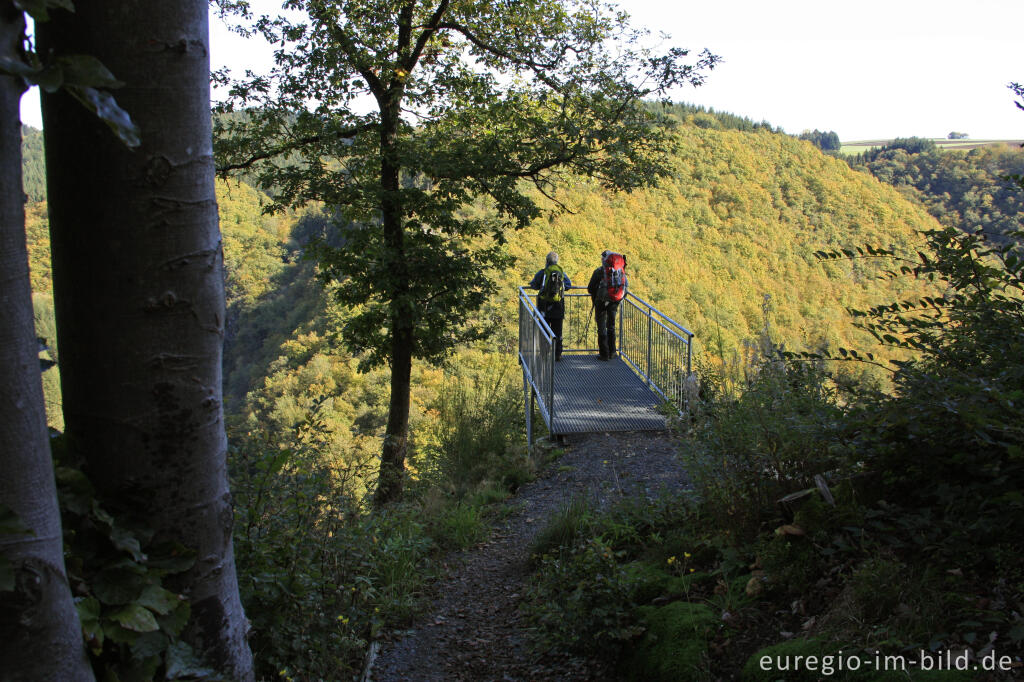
top-left (406, 0), bottom-right (450, 71)
top-left (216, 122), bottom-right (376, 174)
top-left (438, 20), bottom-right (564, 91)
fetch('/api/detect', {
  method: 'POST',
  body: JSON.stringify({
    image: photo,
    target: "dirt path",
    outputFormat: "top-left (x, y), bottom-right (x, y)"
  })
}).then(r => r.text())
top-left (371, 431), bottom-right (690, 681)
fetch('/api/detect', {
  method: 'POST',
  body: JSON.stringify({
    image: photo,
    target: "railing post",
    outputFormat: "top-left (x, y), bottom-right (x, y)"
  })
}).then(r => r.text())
top-left (523, 370), bottom-right (532, 453)
top-left (687, 333), bottom-right (693, 376)
top-left (646, 304), bottom-right (653, 387)
top-left (548, 341), bottom-right (556, 433)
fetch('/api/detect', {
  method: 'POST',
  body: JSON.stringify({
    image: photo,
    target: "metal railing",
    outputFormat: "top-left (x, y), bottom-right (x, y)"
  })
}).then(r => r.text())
top-left (519, 285), bottom-right (695, 435)
top-left (618, 295), bottom-right (695, 408)
top-left (518, 287), bottom-right (556, 432)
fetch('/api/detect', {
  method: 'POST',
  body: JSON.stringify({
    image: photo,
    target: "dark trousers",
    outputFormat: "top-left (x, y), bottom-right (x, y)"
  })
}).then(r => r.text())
top-left (595, 301), bottom-right (617, 358)
top-left (545, 314), bottom-right (563, 359)
top-left (541, 302), bottom-right (564, 359)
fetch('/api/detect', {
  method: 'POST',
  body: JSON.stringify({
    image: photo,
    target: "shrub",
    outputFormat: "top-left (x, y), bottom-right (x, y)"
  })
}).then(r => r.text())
top-left (230, 402), bottom-right (434, 680)
top-left (623, 602), bottom-right (719, 681)
top-left (685, 339), bottom-right (852, 538)
top-left (525, 537), bottom-right (642, 656)
top-left (413, 354), bottom-right (527, 497)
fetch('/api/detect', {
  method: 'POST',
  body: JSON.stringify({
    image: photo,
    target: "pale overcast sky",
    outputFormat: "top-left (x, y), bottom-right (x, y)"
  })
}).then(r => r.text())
top-left (18, 0), bottom-right (1024, 141)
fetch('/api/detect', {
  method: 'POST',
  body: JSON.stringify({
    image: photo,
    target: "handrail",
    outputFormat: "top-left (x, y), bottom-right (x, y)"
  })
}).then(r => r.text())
top-left (518, 287), bottom-right (556, 431)
top-left (519, 284), bottom-right (695, 441)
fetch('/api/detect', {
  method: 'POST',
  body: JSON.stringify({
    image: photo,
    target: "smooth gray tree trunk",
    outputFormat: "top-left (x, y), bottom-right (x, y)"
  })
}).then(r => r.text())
top-left (38, 2), bottom-right (253, 678)
top-left (0, 5), bottom-right (95, 680)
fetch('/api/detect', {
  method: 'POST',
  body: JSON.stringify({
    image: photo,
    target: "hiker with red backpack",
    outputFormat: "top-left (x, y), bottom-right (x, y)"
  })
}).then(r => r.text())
top-left (587, 250), bottom-right (627, 360)
top-left (528, 251), bottom-right (571, 361)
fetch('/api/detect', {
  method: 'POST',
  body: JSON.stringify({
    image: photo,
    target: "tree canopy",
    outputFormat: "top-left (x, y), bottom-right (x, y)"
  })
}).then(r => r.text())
top-left (214, 0), bottom-right (718, 503)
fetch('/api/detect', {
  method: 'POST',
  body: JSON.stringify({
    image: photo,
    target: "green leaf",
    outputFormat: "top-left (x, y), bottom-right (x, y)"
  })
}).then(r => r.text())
top-left (57, 54), bottom-right (123, 89)
top-left (130, 630), bottom-right (168, 661)
top-left (145, 544), bottom-right (196, 575)
top-left (76, 595), bottom-right (101, 621)
top-left (77, 597), bottom-right (105, 654)
top-left (165, 641), bottom-right (215, 679)
top-left (0, 55), bottom-right (40, 79)
top-left (54, 466), bottom-right (94, 513)
top-left (109, 603), bottom-right (160, 632)
top-left (32, 64), bottom-right (65, 93)
top-left (109, 525), bottom-right (147, 563)
top-left (156, 601), bottom-right (191, 638)
top-left (102, 619), bottom-right (141, 645)
top-left (0, 503), bottom-right (33, 536)
top-left (13, 0), bottom-right (52, 20)
top-left (93, 566), bottom-right (147, 605)
top-left (135, 585), bottom-right (181, 616)
top-left (66, 85), bottom-right (141, 148)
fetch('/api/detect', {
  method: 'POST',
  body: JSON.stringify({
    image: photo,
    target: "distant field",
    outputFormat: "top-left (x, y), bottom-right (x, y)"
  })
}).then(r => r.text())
top-left (839, 138), bottom-right (1024, 156)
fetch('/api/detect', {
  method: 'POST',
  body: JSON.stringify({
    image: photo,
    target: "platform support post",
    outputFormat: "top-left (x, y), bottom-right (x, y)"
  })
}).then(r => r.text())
top-left (524, 371), bottom-right (533, 454)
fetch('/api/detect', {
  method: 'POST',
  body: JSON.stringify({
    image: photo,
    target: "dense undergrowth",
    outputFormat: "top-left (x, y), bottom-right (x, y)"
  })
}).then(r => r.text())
top-left (228, 353), bottom-right (534, 680)
top-left (523, 226), bottom-right (1024, 680)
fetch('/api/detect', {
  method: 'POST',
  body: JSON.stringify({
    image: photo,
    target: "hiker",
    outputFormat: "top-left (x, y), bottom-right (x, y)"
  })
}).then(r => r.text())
top-left (528, 251), bottom-right (571, 361)
top-left (587, 250), bottom-right (627, 360)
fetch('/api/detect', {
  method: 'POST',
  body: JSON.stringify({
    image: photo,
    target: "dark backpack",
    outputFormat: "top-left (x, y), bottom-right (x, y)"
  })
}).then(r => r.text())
top-left (599, 252), bottom-right (626, 303)
top-left (538, 264), bottom-right (565, 305)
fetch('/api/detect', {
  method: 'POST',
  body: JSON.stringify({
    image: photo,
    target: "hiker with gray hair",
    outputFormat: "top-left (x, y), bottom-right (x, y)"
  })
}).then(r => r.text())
top-left (528, 251), bottom-right (571, 361)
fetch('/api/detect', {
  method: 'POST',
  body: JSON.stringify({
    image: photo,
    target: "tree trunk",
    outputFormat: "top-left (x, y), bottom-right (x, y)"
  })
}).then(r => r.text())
top-left (0, 5), bottom-right (94, 680)
top-left (373, 100), bottom-right (412, 507)
top-left (38, 2), bottom-right (253, 678)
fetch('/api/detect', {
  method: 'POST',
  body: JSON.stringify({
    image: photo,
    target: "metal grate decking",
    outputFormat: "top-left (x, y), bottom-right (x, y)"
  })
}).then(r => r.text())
top-left (549, 354), bottom-right (667, 434)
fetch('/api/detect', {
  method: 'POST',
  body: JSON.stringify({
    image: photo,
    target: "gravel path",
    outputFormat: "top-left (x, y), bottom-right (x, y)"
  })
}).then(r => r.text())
top-left (371, 430), bottom-right (690, 681)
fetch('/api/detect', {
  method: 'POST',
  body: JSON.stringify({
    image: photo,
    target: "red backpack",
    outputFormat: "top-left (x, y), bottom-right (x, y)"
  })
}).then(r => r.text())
top-left (600, 252), bottom-right (627, 303)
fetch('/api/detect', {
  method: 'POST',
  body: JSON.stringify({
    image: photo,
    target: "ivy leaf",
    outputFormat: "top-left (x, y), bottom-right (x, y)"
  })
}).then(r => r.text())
top-left (66, 85), bottom-right (141, 148)
top-left (109, 603), bottom-right (160, 632)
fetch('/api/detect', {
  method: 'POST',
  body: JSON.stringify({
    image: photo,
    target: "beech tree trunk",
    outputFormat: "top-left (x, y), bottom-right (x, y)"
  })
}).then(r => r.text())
top-left (38, 2), bottom-right (253, 678)
top-left (0, 5), bottom-right (94, 680)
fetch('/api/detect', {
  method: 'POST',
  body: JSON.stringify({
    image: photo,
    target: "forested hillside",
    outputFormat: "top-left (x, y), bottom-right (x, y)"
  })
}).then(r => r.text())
top-left (499, 123), bottom-right (939, 364)
top-left (24, 117), bottom-right (943, 441)
top-left (851, 138), bottom-right (1024, 241)
top-left (21, 124), bottom-right (45, 203)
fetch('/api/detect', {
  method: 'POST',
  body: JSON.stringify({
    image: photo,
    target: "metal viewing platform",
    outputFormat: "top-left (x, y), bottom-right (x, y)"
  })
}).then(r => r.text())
top-left (518, 286), bottom-right (695, 444)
